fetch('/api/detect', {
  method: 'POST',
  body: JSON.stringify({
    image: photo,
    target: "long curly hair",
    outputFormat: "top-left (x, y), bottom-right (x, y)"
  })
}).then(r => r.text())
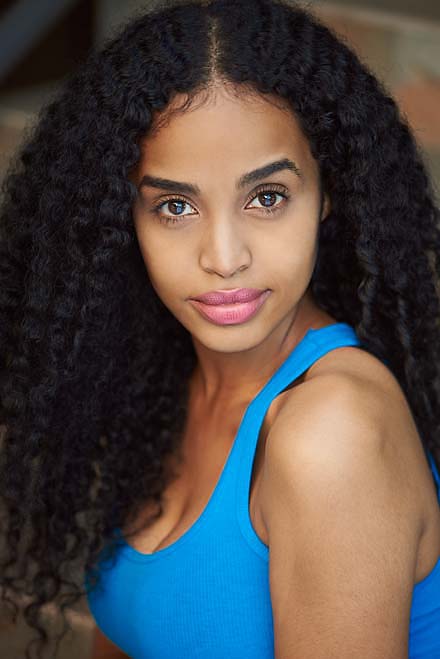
top-left (1, 0), bottom-right (439, 656)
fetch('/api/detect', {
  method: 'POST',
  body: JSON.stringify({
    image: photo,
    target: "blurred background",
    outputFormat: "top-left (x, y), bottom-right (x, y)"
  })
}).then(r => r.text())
top-left (0, 0), bottom-right (439, 657)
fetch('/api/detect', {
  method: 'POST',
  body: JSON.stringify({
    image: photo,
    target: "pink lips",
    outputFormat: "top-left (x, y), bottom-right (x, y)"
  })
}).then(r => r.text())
top-left (190, 288), bottom-right (266, 305)
top-left (188, 288), bottom-right (271, 326)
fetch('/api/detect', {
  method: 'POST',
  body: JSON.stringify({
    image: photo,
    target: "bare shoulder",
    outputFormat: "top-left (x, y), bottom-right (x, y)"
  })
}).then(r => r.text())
top-left (269, 344), bottom-right (434, 503)
top-left (260, 343), bottom-right (438, 576)
top-left (267, 343), bottom-right (419, 454)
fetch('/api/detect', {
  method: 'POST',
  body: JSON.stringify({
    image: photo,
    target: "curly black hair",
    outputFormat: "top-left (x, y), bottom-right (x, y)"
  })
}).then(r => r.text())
top-left (1, 0), bottom-right (439, 656)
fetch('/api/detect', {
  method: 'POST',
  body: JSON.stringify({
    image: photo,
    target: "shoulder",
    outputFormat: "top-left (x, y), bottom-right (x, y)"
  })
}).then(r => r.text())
top-left (267, 343), bottom-right (416, 453)
top-left (260, 345), bottom-right (425, 558)
top-left (267, 342), bottom-right (424, 469)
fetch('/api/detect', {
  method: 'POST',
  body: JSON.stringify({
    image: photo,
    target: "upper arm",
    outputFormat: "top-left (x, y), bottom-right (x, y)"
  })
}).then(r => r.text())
top-left (261, 374), bottom-right (420, 659)
top-left (90, 626), bottom-right (129, 659)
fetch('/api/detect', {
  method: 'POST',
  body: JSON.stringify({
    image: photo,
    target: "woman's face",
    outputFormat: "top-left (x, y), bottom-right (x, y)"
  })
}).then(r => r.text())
top-left (131, 85), bottom-right (330, 354)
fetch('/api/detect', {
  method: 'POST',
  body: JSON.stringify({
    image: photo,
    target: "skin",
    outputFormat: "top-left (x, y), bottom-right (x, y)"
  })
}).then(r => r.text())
top-left (131, 82), bottom-right (334, 413)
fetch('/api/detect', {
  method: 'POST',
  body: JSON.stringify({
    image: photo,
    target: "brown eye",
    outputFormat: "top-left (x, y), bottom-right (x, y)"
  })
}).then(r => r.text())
top-left (245, 184), bottom-right (290, 214)
top-left (152, 197), bottom-right (197, 225)
top-left (250, 191), bottom-right (283, 209)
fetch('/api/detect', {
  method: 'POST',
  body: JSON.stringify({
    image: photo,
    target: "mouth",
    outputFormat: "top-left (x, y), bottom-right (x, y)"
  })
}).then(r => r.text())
top-left (188, 289), bottom-right (272, 326)
top-left (189, 288), bottom-right (268, 305)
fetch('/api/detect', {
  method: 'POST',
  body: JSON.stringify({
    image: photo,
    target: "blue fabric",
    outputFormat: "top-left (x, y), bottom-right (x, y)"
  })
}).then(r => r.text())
top-left (85, 322), bottom-right (440, 658)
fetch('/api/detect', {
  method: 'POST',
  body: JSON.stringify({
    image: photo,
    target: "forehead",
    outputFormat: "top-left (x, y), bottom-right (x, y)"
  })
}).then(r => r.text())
top-left (137, 85), bottom-right (313, 173)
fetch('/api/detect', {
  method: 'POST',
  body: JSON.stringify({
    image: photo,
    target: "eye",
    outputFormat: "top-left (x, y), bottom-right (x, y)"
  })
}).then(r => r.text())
top-left (245, 183), bottom-right (290, 214)
top-left (151, 197), bottom-right (197, 225)
top-left (150, 183), bottom-right (291, 226)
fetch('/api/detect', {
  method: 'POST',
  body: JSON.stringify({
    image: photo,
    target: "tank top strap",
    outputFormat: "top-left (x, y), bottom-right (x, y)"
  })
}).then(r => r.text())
top-left (234, 322), bottom-right (362, 543)
top-left (254, 323), bottom-right (360, 409)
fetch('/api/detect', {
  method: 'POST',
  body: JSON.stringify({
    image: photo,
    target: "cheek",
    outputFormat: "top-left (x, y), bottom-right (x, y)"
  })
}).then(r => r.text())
top-left (270, 255), bottom-right (310, 291)
top-left (271, 218), bottom-right (318, 267)
top-left (135, 231), bottom-right (187, 298)
top-left (267, 222), bottom-right (319, 289)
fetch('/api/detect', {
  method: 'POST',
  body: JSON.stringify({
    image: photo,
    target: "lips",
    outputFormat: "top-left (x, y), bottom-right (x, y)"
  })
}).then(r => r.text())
top-left (189, 289), bottom-right (272, 326)
top-left (190, 288), bottom-right (268, 305)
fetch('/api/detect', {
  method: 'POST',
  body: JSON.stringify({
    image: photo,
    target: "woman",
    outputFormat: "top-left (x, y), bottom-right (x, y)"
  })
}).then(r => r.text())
top-left (0, 0), bottom-right (439, 657)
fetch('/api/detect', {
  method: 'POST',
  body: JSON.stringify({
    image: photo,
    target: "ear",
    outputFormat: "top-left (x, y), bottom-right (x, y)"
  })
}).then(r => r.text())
top-left (321, 193), bottom-right (331, 222)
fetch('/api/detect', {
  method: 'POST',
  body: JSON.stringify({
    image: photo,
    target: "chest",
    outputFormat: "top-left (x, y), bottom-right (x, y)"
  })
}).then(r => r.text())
top-left (122, 386), bottom-right (295, 555)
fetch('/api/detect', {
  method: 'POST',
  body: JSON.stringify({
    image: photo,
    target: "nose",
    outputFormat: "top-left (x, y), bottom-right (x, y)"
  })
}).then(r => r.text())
top-left (199, 214), bottom-right (251, 278)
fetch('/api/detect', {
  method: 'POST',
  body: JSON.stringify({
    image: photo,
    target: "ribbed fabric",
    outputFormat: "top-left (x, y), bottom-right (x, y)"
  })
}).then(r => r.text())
top-left (85, 322), bottom-right (440, 658)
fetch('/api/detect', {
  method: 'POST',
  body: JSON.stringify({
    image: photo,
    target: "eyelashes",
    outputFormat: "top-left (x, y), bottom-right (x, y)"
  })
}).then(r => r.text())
top-left (150, 183), bottom-right (291, 226)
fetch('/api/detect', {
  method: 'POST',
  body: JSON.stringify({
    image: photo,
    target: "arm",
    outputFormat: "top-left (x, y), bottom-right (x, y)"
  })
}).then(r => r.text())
top-left (90, 626), bottom-right (131, 659)
top-left (260, 373), bottom-right (421, 659)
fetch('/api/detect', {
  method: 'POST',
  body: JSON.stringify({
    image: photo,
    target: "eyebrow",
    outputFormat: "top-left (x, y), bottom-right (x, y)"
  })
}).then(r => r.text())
top-left (138, 158), bottom-right (302, 195)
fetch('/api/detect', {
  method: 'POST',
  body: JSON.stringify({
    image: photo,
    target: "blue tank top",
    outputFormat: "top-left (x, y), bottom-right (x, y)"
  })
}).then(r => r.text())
top-left (85, 322), bottom-right (440, 658)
